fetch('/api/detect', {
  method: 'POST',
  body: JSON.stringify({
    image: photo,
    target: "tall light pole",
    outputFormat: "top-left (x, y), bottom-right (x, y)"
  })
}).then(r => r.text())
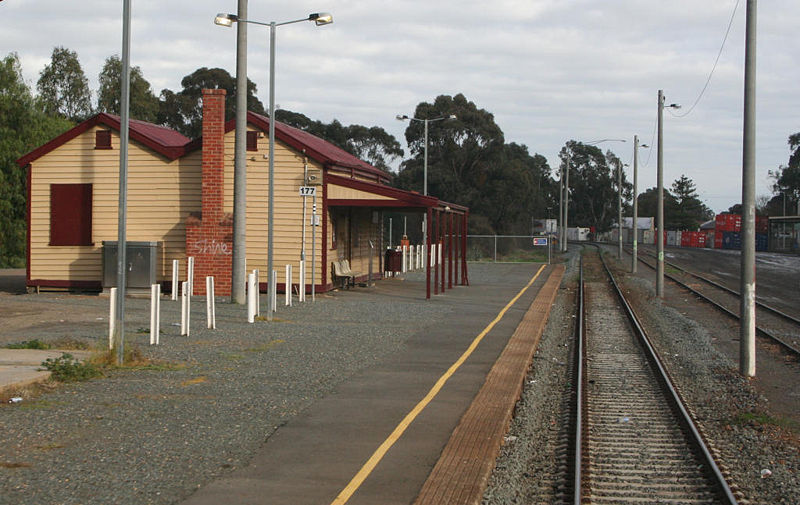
top-left (631, 136), bottom-right (649, 274)
top-left (396, 114), bottom-right (456, 253)
top-left (216, 11), bottom-right (333, 321)
top-left (231, 0), bottom-right (248, 305)
top-left (114, 0), bottom-right (132, 365)
top-left (656, 90), bottom-right (681, 297)
top-left (740, 0), bottom-right (757, 377)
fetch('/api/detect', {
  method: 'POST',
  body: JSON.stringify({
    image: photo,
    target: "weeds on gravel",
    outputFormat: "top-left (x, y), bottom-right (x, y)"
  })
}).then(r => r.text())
top-left (41, 353), bottom-right (103, 382)
top-left (91, 346), bottom-right (185, 371)
top-left (6, 339), bottom-right (51, 350)
top-left (734, 411), bottom-right (800, 433)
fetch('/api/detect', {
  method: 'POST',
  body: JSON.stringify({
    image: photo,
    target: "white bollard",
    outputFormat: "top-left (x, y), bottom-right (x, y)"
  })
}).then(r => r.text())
top-left (285, 264), bottom-right (292, 307)
top-left (181, 281), bottom-right (189, 336)
top-left (402, 245), bottom-right (408, 273)
top-left (253, 269), bottom-right (260, 317)
top-left (247, 273), bottom-right (256, 323)
top-left (187, 256), bottom-right (195, 296)
top-left (271, 270), bottom-right (278, 313)
top-left (417, 245), bottom-right (422, 270)
top-left (299, 260), bottom-right (306, 302)
top-left (171, 259), bottom-right (179, 301)
top-left (150, 284), bottom-right (160, 345)
top-left (108, 287), bottom-right (117, 350)
top-left (438, 243), bottom-right (442, 265)
top-left (206, 276), bottom-right (216, 329)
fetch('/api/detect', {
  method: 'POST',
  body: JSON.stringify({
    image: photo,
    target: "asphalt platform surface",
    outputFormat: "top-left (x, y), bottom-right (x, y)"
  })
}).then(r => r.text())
top-left (0, 263), bottom-right (554, 505)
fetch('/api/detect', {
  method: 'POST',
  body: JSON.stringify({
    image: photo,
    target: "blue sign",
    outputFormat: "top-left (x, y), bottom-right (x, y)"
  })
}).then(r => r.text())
top-left (533, 237), bottom-right (548, 246)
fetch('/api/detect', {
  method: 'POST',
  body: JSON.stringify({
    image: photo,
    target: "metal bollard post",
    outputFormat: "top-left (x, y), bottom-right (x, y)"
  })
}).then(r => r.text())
top-left (150, 284), bottom-right (160, 345)
top-left (206, 276), bottom-right (216, 329)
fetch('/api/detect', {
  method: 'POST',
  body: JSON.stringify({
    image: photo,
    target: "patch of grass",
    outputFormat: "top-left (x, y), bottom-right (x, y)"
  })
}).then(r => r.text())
top-left (734, 411), bottom-right (800, 433)
top-left (34, 442), bottom-right (66, 451)
top-left (6, 339), bottom-right (51, 350)
top-left (90, 346), bottom-right (185, 371)
top-left (181, 376), bottom-right (207, 387)
top-left (0, 461), bottom-right (32, 469)
top-left (41, 353), bottom-right (103, 382)
top-left (244, 339), bottom-right (285, 353)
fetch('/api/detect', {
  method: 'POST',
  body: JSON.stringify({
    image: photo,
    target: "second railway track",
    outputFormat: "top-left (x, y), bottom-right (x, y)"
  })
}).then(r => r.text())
top-left (623, 246), bottom-right (800, 356)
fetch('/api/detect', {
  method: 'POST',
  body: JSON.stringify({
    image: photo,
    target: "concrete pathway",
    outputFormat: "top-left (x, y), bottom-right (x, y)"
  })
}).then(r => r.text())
top-left (0, 349), bottom-right (92, 395)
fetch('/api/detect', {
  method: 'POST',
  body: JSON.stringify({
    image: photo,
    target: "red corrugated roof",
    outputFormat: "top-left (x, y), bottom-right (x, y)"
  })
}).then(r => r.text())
top-left (17, 113), bottom-right (190, 166)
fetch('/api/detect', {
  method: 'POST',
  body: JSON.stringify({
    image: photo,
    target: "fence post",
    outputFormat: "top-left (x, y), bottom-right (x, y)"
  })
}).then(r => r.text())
top-left (206, 276), bottom-right (216, 329)
top-left (150, 284), bottom-right (160, 345)
top-left (171, 259), bottom-right (179, 300)
top-left (247, 273), bottom-right (256, 323)
top-left (181, 281), bottom-right (189, 336)
top-left (108, 287), bottom-right (117, 350)
top-left (285, 264), bottom-right (292, 307)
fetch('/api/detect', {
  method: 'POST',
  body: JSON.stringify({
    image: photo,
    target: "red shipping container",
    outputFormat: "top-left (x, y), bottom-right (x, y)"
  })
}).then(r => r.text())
top-left (714, 234), bottom-right (723, 248)
top-left (756, 216), bottom-right (768, 233)
top-left (681, 233), bottom-right (692, 247)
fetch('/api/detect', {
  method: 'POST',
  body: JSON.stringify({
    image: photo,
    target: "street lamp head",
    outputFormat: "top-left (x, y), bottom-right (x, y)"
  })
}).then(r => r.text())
top-left (667, 103), bottom-right (681, 109)
top-left (640, 144), bottom-right (650, 148)
top-left (309, 12), bottom-right (333, 25)
top-left (214, 13), bottom-right (237, 27)
top-left (396, 115), bottom-right (409, 121)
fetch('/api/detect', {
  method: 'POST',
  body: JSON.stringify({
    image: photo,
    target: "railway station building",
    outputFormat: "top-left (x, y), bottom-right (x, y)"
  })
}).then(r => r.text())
top-left (17, 89), bottom-right (469, 298)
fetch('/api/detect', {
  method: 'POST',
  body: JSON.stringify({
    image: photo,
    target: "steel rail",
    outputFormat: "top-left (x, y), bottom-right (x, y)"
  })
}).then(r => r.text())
top-left (626, 247), bottom-right (800, 356)
top-left (595, 245), bottom-right (738, 504)
top-left (640, 249), bottom-right (800, 326)
top-left (571, 254), bottom-right (584, 505)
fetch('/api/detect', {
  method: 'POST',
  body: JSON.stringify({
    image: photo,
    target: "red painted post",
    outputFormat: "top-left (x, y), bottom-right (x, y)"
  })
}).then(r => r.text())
top-left (426, 207), bottom-right (432, 299)
top-left (462, 211), bottom-right (470, 286)
top-left (454, 214), bottom-right (460, 285)
top-left (434, 209), bottom-right (439, 295)
top-left (448, 212), bottom-right (454, 289)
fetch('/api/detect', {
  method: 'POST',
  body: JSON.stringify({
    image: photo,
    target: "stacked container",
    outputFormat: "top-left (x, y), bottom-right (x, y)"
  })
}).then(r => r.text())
top-left (680, 231), bottom-right (706, 248)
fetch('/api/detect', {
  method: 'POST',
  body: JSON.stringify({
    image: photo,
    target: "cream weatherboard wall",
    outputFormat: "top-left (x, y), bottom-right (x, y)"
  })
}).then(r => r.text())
top-left (28, 126), bottom-right (200, 284)
top-left (219, 126), bottom-right (325, 289)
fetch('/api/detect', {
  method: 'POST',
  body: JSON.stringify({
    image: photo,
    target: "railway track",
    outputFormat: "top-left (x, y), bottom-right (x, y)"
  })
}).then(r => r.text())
top-left (571, 246), bottom-right (737, 504)
top-left (624, 246), bottom-right (800, 356)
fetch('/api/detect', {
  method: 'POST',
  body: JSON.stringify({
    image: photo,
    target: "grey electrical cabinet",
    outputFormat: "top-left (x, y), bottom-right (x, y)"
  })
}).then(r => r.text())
top-left (102, 241), bottom-right (159, 289)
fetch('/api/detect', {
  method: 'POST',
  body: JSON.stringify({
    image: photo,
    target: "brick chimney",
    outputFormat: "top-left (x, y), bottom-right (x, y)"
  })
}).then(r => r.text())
top-left (201, 88), bottom-right (226, 225)
top-left (185, 88), bottom-right (233, 296)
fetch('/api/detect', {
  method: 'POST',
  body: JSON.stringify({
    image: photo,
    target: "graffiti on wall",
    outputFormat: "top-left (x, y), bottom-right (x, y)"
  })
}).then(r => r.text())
top-left (190, 238), bottom-right (232, 256)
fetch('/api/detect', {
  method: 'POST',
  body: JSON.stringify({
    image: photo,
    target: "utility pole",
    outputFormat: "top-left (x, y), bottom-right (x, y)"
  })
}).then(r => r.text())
top-left (558, 157), bottom-right (564, 252)
top-left (563, 148), bottom-right (571, 252)
top-left (617, 158), bottom-right (623, 259)
top-left (740, 0), bottom-right (757, 377)
top-left (231, 0), bottom-right (248, 305)
top-left (656, 90), bottom-right (665, 297)
top-left (632, 135), bottom-right (640, 274)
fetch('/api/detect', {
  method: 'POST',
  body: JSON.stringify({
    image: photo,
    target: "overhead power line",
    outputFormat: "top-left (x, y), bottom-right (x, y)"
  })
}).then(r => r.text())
top-left (668, 0), bottom-right (741, 119)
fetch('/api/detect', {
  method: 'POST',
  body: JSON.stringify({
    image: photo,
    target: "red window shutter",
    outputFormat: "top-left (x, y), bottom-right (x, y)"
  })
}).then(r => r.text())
top-left (95, 130), bottom-right (112, 149)
top-left (247, 131), bottom-right (258, 151)
top-left (50, 184), bottom-right (92, 246)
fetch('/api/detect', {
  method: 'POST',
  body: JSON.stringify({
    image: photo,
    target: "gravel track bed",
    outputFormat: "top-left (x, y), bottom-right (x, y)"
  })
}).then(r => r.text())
top-left (483, 253), bottom-right (578, 505)
top-left (0, 267), bottom-right (498, 505)
top-left (485, 245), bottom-right (800, 505)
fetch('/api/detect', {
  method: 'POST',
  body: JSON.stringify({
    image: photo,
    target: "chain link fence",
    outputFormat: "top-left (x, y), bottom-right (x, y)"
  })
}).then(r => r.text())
top-left (466, 235), bottom-right (554, 263)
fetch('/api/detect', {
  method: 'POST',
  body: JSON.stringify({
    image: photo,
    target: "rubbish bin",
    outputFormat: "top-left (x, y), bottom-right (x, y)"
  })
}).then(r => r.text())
top-left (384, 248), bottom-right (402, 273)
top-left (102, 241), bottom-right (159, 288)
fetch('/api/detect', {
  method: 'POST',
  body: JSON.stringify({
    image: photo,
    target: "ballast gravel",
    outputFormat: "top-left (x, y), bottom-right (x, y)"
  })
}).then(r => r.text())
top-left (484, 246), bottom-right (800, 505)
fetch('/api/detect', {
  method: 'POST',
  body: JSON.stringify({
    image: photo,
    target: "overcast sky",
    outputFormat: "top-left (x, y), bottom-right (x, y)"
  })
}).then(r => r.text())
top-left (3, 0), bottom-right (798, 213)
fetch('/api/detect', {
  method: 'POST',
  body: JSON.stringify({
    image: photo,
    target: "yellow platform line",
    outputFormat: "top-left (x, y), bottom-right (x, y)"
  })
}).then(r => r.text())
top-left (330, 264), bottom-right (547, 505)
